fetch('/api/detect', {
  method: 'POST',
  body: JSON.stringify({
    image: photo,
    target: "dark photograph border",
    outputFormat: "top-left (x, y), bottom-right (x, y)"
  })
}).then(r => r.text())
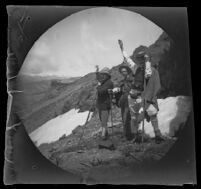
top-left (4, 5), bottom-right (196, 185)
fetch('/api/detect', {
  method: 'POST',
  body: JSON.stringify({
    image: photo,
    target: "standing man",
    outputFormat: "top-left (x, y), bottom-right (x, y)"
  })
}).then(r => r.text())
top-left (113, 64), bottom-right (134, 140)
top-left (96, 66), bottom-right (114, 140)
top-left (113, 40), bottom-right (164, 144)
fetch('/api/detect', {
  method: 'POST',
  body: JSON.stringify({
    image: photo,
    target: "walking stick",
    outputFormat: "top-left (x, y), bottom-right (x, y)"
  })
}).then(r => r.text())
top-left (141, 60), bottom-right (148, 148)
top-left (109, 91), bottom-right (114, 140)
top-left (77, 65), bottom-right (100, 145)
top-left (77, 90), bottom-right (97, 146)
top-left (77, 110), bottom-right (91, 144)
top-left (142, 97), bottom-right (145, 145)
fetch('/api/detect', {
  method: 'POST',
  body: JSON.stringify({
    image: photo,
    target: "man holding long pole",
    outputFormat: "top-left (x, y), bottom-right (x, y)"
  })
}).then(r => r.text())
top-left (95, 65), bottom-right (114, 140)
top-left (113, 40), bottom-right (165, 144)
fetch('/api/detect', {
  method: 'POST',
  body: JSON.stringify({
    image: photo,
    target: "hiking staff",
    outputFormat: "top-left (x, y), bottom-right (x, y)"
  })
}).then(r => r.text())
top-left (77, 92), bottom-right (97, 146)
top-left (108, 89), bottom-right (114, 140)
top-left (118, 39), bottom-right (127, 63)
top-left (141, 64), bottom-right (147, 146)
top-left (77, 110), bottom-right (91, 145)
top-left (77, 66), bottom-right (100, 145)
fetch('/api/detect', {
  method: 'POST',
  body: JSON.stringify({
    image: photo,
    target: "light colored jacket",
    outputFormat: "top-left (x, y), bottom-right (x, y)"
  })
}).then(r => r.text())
top-left (122, 50), bottom-right (152, 78)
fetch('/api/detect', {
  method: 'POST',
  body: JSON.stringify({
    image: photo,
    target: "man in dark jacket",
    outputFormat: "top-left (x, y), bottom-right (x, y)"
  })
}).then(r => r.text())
top-left (113, 65), bottom-right (134, 140)
top-left (96, 66), bottom-right (114, 140)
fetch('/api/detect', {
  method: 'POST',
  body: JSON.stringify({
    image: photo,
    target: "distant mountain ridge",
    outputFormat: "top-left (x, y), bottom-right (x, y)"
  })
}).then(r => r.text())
top-left (18, 73), bottom-right (81, 82)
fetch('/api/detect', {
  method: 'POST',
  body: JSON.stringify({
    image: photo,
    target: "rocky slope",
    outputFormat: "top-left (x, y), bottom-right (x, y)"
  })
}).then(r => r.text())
top-left (147, 32), bottom-right (191, 97)
top-left (36, 95), bottom-right (191, 177)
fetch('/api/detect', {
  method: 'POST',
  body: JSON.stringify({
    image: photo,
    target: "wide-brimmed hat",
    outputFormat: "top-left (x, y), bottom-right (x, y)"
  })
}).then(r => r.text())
top-left (131, 45), bottom-right (150, 64)
top-left (118, 64), bottom-right (132, 74)
top-left (99, 67), bottom-right (111, 76)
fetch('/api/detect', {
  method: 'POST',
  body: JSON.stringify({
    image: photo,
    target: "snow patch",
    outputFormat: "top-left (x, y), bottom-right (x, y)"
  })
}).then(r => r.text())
top-left (29, 109), bottom-right (92, 147)
top-left (30, 96), bottom-right (192, 147)
top-left (139, 96), bottom-right (192, 137)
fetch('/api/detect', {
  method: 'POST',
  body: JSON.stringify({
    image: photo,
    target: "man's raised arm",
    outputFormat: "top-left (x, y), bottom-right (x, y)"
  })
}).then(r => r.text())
top-left (118, 39), bottom-right (137, 72)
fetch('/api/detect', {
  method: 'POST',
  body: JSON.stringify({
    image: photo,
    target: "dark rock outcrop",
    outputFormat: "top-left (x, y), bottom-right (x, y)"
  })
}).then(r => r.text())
top-left (147, 32), bottom-right (191, 97)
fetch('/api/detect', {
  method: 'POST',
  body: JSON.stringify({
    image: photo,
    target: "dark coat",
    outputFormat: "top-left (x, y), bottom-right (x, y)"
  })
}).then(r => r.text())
top-left (113, 74), bottom-right (133, 108)
top-left (116, 66), bottom-right (161, 108)
top-left (96, 78), bottom-right (114, 111)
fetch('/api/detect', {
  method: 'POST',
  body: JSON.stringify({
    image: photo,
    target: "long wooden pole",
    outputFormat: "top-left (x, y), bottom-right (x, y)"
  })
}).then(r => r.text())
top-left (109, 93), bottom-right (114, 140)
top-left (141, 63), bottom-right (147, 147)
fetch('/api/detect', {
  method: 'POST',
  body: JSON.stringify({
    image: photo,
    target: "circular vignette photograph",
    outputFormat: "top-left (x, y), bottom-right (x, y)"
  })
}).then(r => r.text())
top-left (15, 7), bottom-right (192, 181)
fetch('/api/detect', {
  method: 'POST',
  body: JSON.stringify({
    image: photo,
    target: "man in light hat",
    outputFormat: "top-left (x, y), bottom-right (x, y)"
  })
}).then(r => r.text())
top-left (96, 66), bottom-right (114, 140)
top-left (113, 40), bottom-right (164, 143)
top-left (112, 63), bottom-right (136, 140)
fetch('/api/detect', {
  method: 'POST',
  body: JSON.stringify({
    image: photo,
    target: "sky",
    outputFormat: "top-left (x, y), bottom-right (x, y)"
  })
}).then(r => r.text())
top-left (20, 7), bottom-right (163, 77)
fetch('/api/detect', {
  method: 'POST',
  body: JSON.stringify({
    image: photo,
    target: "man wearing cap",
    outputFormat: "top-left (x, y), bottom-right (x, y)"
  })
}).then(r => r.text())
top-left (96, 66), bottom-right (114, 140)
top-left (113, 40), bottom-right (164, 143)
top-left (112, 63), bottom-right (134, 140)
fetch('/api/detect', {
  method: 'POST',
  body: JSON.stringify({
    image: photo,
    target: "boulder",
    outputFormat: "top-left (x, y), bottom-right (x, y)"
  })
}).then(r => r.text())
top-left (72, 125), bottom-right (83, 135)
top-left (98, 140), bottom-right (116, 150)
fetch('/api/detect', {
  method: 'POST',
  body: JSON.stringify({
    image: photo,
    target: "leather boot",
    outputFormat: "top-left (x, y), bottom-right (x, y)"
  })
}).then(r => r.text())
top-left (150, 115), bottom-right (159, 130)
top-left (151, 115), bottom-right (165, 144)
top-left (131, 117), bottom-right (139, 134)
top-left (154, 129), bottom-right (165, 144)
top-left (123, 108), bottom-right (132, 140)
top-left (101, 128), bottom-right (109, 140)
top-left (132, 131), bottom-right (143, 143)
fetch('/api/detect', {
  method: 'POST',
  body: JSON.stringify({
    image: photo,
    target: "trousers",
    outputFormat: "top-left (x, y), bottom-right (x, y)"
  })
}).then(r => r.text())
top-left (128, 95), bottom-right (161, 136)
top-left (128, 95), bottom-right (142, 134)
top-left (98, 109), bottom-right (110, 129)
top-left (119, 93), bottom-right (132, 139)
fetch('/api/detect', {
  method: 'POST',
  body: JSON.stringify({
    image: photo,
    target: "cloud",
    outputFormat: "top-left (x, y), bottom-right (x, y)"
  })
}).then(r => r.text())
top-left (31, 40), bottom-right (50, 57)
top-left (78, 20), bottom-right (114, 73)
top-left (21, 39), bottom-right (62, 75)
top-left (20, 7), bottom-right (163, 77)
top-left (80, 21), bottom-right (109, 53)
top-left (21, 55), bottom-right (59, 75)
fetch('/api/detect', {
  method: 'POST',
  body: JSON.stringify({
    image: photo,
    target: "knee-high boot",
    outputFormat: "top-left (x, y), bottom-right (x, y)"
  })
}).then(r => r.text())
top-left (131, 114), bottom-right (143, 143)
top-left (131, 117), bottom-right (139, 135)
top-left (150, 115), bottom-right (165, 143)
